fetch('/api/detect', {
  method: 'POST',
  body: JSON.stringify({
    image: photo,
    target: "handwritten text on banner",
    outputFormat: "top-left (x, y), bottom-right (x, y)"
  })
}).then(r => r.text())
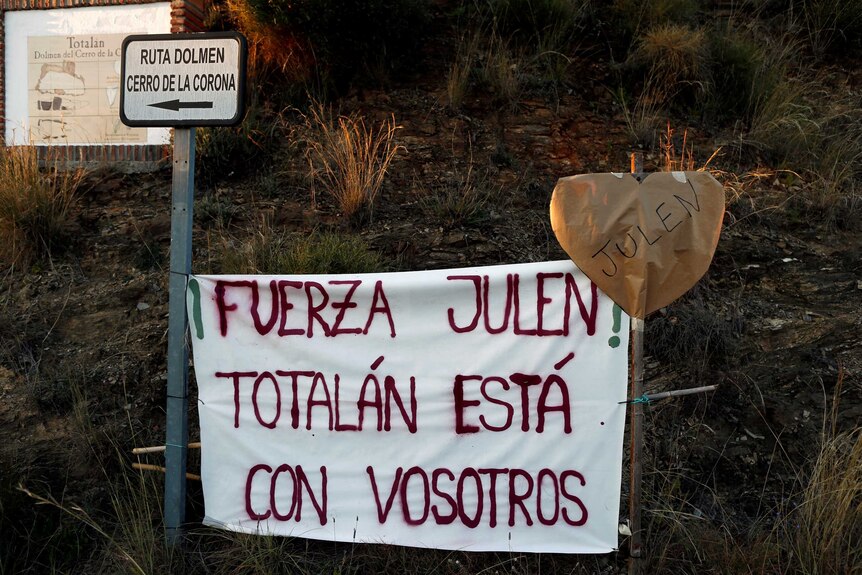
top-left (187, 260), bottom-right (630, 553)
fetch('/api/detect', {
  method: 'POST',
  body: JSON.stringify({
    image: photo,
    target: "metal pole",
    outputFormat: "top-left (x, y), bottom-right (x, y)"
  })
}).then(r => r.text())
top-left (628, 151), bottom-right (644, 572)
top-left (164, 127), bottom-right (195, 546)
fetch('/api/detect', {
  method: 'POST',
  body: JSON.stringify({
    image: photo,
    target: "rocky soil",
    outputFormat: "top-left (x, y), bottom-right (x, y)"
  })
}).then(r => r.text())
top-left (1, 5), bottom-right (860, 573)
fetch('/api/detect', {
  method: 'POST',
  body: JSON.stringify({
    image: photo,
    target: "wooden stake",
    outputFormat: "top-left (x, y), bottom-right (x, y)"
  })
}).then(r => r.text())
top-left (132, 463), bottom-right (201, 481)
top-left (132, 442), bottom-right (201, 455)
top-left (629, 151), bottom-right (644, 574)
top-left (642, 385), bottom-right (717, 402)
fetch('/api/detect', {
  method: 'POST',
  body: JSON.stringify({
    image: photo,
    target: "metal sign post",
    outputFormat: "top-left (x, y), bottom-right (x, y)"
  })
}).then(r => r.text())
top-left (120, 31), bottom-right (246, 546)
top-left (164, 127), bottom-right (195, 545)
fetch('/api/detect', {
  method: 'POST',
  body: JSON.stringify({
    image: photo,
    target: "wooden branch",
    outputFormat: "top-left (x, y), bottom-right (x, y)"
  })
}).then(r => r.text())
top-left (132, 442), bottom-right (201, 455)
top-left (646, 385), bottom-right (718, 401)
top-left (132, 462), bottom-right (201, 481)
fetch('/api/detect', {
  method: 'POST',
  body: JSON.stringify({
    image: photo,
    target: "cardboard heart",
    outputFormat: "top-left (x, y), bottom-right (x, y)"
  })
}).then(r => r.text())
top-left (550, 171), bottom-right (724, 318)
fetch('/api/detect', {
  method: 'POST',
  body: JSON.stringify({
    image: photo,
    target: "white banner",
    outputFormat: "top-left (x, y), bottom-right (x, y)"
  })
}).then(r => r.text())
top-left (187, 260), bottom-right (630, 553)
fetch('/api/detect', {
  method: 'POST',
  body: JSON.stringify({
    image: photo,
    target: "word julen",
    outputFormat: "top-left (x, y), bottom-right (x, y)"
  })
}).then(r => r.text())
top-left (244, 463), bottom-right (589, 529)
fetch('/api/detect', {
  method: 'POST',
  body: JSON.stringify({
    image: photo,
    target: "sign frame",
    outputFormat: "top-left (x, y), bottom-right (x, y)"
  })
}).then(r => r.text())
top-left (119, 31), bottom-right (247, 128)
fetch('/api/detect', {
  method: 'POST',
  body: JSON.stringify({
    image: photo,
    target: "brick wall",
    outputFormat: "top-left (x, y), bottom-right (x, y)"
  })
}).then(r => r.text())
top-left (171, 0), bottom-right (206, 33)
top-left (1, 0), bottom-right (208, 164)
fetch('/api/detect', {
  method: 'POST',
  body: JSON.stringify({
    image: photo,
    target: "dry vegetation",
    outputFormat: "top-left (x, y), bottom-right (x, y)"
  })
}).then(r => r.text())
top-left (1, 0), bottom-right (861, 573)
top-left (0, 147), bottom-right (83, 269)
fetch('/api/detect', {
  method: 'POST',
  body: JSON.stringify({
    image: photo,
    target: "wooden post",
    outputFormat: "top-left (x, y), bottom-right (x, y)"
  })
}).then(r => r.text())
top-left (628, 151), bottom-right (644, 573)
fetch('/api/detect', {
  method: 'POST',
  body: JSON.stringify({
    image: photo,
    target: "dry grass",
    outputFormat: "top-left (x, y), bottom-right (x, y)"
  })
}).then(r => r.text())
top-left (207, 218), bottom-right (386, 275)
top-left (303, 104), bottom-right (403, 221)
top-left (0, 146), bottom-right (83, 268)
top-left (219, 0), bottom-right (314, 84)
top-left (786, 428), bottom-right (862, 574)
top-left (18, 483), bottom-right (150, 575)
top-left (634, 23), bottom-right (706, 90)
top-left (481, 31), bottom-right (522, 111)
top-left (614, 76), bottom-right (663, 146)
top-left (660, 124), bottom-right (695, 171)
top-left (420, 159), bottom-right (502, 228)
top-left (741, 61), bottom-right (862, 228)
top-left (446, 32), bottom-right (481, 111)
top-left (800, 0), bottom-right (862, 57)
top-left (804, 101), bottom-right (862, 228)
top-left (781, 371), bottom-right (862, 574)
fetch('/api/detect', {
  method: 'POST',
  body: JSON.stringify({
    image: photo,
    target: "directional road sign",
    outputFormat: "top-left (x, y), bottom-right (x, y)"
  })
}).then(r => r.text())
top-left (120, 32), bottom-right (247, 127)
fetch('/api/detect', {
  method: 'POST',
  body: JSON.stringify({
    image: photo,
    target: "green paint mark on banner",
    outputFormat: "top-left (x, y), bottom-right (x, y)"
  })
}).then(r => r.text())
top-left (189, 277), bottom-right (204, 339)
top-left (608, 304), bottom-right (622, 348)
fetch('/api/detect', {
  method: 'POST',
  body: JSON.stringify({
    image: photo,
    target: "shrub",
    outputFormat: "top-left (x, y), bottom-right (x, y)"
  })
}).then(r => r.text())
top-left (232, 0), bottom-right (429, 93)
top-left (633, 24), bottom-right (707, 100)
top-left (705, 24), bottom-right (766, 122)
top-left (724, 35), bottom-right (819, 167)
top-left (420, 162), bottom-right (502, 229)
top-left (195, 192), bottom-right (240, 229)
top-left (800, 0), bottom-right (862, 57)
top-left (212, 222), bottom-right (386, 275)
top-left (486, 0), bottom-right (587, 50)
top-left (808, 103), bottom-right (862, 227)
top-left (647, 289), bottom-right (742, 378)
top-left (195, 98), bottom-right (283, 187)
top-left (0, 146), bottom-right (83, 268)
top-left (480, 31), bottom-right (523, 110)
top-left (603, 0), bottom-right (700, 51)
top-left (215, 0), bottom-right (316, 94)
top-left (303, 104), bottom-right (402, 222)
top-left (787, 100), bottom-right (862, 230)
top-left (616, 24), bottom-right (706, 144)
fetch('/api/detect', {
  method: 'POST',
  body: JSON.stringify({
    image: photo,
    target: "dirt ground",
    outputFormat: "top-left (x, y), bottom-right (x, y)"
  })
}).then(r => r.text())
top-left (1, 5), bottom-right (860, 572)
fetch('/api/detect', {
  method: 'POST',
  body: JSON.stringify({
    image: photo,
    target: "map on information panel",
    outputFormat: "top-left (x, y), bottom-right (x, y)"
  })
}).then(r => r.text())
top-left (28, 34), bottom-right (146, 144)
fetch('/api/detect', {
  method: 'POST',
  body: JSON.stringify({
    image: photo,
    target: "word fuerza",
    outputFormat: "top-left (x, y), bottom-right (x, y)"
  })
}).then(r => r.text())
top-left (125, 46), bottom-right (236, 93)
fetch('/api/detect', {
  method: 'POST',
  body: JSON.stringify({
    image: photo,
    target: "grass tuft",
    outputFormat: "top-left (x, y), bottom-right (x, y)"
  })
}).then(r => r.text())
top-left (420, 161), bottom-right (502, 229)
top-left (446, 32), bottom-right (481, 111)
top-left (634, 23), bottom-right (706, 91)
top-left (647, 288), bottom-right (742, 378)
top-left (786, 427), bottom-right (862, 573)
top-left (303, 104), bottom-right (403, 222)
top-left (210, 221), bottom-right (386, 275)
top-left (800, 0), bottom-right (862, 57)
top-left (0, 146), bottom-right (83, 268)
top-left (480, 31), bottom-right (523, 111)
top-left (196, 99), bottom-right (285, 187)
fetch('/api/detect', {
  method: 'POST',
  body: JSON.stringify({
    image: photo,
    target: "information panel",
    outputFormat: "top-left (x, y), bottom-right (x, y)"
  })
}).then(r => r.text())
top-left (4, 3), bottom-right (171, 145)
top-left (120, 32), bottom-right (246, 127)
top-left (28, 34), bottom-right (147, 143)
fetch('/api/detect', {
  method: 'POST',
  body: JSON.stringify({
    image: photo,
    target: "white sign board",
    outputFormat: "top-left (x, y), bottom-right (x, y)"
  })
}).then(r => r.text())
top-left (3, 4), bottom-right (172, 145)
top-left (120, 32), bottom-right (246, 127)
top-left (187, 261), bottom-right (630, 553)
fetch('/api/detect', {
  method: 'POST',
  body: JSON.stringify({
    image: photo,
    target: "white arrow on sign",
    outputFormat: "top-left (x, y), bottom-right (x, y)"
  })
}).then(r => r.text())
top-left (120, 32), bottom-right (247, 128)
